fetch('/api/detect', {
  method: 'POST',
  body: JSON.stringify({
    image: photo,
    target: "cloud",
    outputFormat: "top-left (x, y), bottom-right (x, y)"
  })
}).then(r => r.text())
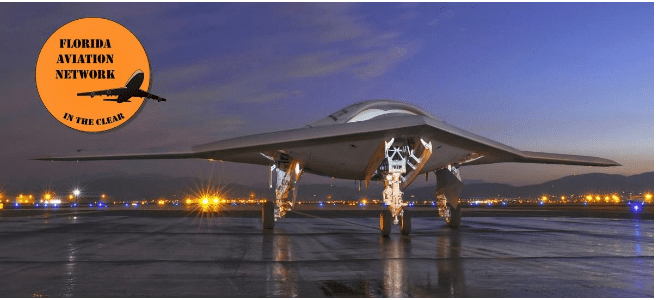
top-left (151, 4), bottom-right (424, 105)
top-left (428, 9), bottom-right (456, 26)
top-left (352, 41), bottom-right (422, 79)
top-left (314, 4), bottom-right (371, 43)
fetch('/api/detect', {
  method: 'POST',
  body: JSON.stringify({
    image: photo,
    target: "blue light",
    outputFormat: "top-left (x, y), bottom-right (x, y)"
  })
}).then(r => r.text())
top-left (634, 205), bottom-right (639, 211)
top-left (432, 202), bottom-right (436, 206)
top-left (502, 202), bottom-right (507, 206)
top-left (89, 203), bottom-right (93, 207)
top-left (98, 202), bottom-right (103, 207)
top-left (487, 202), bottom-right (492, 206)
top-left (319, 202), bottom-right (324, 206)
top-left (539, 201), bottom-right (544, 206)
top-left (584, 202), bottom-right (588, 206)
top-left (35, 204), bottom-right (39, 207)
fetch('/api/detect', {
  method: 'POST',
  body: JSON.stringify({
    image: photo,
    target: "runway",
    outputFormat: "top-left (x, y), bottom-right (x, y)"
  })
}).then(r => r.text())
top-left (0, 208), bottom-right (652, 297)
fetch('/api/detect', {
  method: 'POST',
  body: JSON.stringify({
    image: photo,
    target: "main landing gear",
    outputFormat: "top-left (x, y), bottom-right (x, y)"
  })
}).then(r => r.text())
top-left (435, 166), bottom-right (464, 228)
top-left (260, 153), bottom-right (303, 232)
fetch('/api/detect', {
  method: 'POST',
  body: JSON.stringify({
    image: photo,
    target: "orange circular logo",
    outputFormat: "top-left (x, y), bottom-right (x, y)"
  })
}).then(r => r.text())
top-left (36, 18), bottom-right (161, 133)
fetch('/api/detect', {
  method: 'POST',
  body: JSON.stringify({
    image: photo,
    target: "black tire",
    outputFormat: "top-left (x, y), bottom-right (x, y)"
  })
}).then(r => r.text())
top-left (379, 210), bottom-right (391, 236)
top-left (262, 201), bottom-right (275, 231)
top-left (445, 203), bottom-right (461, 228)
top-left (400, 210), bottom-right (411, 235)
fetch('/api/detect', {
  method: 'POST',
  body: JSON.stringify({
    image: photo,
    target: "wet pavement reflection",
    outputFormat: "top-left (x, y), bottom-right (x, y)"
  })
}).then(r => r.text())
top-left (262, 233), bottom-right (298, 297)
top-left (0, 210), bottom-right (652, 297)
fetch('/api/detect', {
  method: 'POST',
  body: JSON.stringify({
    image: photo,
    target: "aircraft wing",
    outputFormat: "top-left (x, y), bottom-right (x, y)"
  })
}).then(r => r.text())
top-left (34, 115), bottom-right (619, 169)
top-left (134, 90), bottom-right (167, 102)
top-left (77, 88), bottom-right (125, 97)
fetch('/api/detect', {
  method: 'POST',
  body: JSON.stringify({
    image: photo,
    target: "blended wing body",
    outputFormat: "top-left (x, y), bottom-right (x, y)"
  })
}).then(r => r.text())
top-left (35, 99), bottom-right (619, 178)
top-left (76, 70), bottom-right (166, 103)
top-left (36, 99), bottom-right (620, 231)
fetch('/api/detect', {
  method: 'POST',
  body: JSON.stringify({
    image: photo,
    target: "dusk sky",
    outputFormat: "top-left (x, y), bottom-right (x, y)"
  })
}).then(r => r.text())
top-left (0, 3), bottom-right (653, 188)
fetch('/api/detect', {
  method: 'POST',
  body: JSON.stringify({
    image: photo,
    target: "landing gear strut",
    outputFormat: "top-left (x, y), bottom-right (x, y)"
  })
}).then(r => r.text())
top-left (260, 152), bottom-right (304, 232)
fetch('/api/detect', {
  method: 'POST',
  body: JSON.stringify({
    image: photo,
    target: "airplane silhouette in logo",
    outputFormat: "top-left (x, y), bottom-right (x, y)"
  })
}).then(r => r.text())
top-left (77, 69), bottom-right (166, 103)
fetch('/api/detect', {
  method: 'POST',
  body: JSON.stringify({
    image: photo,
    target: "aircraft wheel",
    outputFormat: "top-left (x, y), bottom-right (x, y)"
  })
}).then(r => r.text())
top-left (379, 210), bottom-right (391, 236)
top-left (445, 203), bottom-right (461, 228)
top-left (262, 201), bottom-right (275, 231)
top-left (400, 210), bottom-right (411, 235)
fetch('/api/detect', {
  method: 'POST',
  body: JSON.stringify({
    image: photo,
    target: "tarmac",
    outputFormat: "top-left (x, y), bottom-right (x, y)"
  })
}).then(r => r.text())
top-left (0, 207), bottom-right (653, 297)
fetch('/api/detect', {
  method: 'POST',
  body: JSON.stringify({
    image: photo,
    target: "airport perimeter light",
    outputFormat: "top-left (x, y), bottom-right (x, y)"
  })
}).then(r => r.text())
top-left (73, 189), bottom-right (80, 205)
